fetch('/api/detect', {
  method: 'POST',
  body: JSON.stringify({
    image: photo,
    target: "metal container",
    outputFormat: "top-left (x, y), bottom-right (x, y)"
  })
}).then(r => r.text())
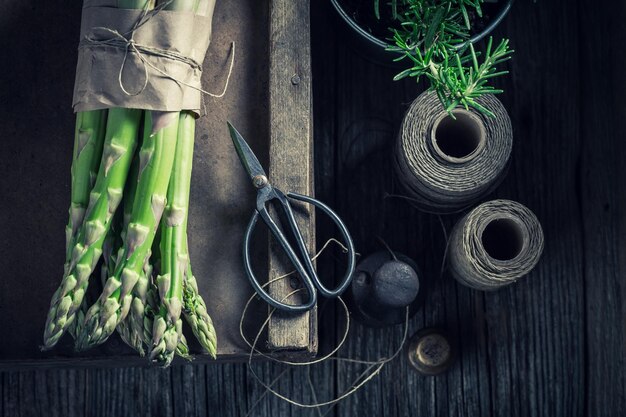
top-left (330, 0), bottom-right (514, 67)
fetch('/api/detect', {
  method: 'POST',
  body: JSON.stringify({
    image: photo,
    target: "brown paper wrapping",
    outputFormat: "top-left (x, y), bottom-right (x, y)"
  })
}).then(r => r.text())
top-left (72, 0), bottom-right (215, 115)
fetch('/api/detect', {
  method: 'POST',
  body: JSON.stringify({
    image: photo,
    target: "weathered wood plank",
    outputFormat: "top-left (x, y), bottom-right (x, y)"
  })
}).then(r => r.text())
top-left (23, 370), bottom-right (87, 417)
top-left (171, 364), bottom-right (207, 417)
top-left (0, 370), bottom-right (87, 417)
top-left (84, 367), bottom-right (185, 417)
top-left (2, 373), bottom-right (19, 417)
top-left (309, 0), bottom-right (343, 413)
top-left (205, 364), bottom-right (249, 417)
top-left (579, 0), bottom-right (626, 415)
top-left (481, 1), bottom-right (585, 416)
top-left (267, 0), bottom-right (316, 352)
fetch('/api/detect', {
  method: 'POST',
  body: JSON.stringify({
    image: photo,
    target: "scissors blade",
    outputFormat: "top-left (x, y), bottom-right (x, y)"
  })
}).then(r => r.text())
top-left (227, 122), bottom-right (267, 183)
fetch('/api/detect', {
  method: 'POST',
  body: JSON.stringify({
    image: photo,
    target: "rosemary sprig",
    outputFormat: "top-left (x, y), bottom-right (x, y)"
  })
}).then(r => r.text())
top-left (377, 0), bottom-right (512, 116)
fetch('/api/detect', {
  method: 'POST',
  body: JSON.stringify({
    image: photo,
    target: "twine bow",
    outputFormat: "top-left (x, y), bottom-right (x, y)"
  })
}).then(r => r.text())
top-left (79, 1), bottom-right (234, 100)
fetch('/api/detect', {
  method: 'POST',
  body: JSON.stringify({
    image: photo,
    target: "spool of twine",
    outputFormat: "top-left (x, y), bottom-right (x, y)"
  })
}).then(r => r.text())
top-left (394, 91), bottom-right (513, 213)
top-left (448, 199), bottom-right (544, 290)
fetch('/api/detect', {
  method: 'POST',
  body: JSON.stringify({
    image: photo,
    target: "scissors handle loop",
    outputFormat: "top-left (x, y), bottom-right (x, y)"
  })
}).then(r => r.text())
top-left (242, 189), bottom-right (356, 313)
top-left (286, 192), bottom-right (356, 298)
top-left (243, 208), bottom-right (317, 313)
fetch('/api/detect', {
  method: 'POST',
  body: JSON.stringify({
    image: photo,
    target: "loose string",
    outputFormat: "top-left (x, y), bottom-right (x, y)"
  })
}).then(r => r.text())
top-left (240, 239), bottom-right (410, 413)
top-left (239, 240), bottom-right (354, 366)
top-left (80, 2), bottom-right (235, 99)
top-left (244, 305), bottom-right (409, 411)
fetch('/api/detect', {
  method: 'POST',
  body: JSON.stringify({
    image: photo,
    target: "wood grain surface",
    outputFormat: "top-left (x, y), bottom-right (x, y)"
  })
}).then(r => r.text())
top-left (579, 0), bottom-right (626, 415)
top-left (267, 0), bottom-right (316, 353)
top-left (1, 0), bottom-right (625, 416)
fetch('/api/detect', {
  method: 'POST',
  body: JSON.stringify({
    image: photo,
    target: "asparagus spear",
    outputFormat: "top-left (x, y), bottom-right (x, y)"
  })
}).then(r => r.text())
top-left (120, 258), bottom-right (152, 354)
top-left (76, 111), bottom-right (179, 351)
top-left (65, 110), bottom-right (107, 339)
top-left (118, 223), bottom-right (190, 358)
top-left (117, 260), bottom-right (152, 354)
top-left (171, 0), bottom-right (216, 346)
top-left (118, 192), bottom-right (190, 358)
top-left (85, 0), bottom-right (160, 359)
top-left (149, 111), bottom-right (194, 365)
top-left (43, 108), bottom-right (142, 350)
top-left (142, 279), bottom-right (191, 359)
top-left (141, 0), bottom-right (200, 366)
top-left (109, 154), bottom-right (148, 354)
top-left (151, 111), bottom-right (216, 361)
top-left (182, 253), bottom-right (217, 357)
top-left (66, 110), bottom-right (108, 261)
top-left (112, 222), bottom-right (191, 359)
top-left (71, 214), bottom-right (121, 340)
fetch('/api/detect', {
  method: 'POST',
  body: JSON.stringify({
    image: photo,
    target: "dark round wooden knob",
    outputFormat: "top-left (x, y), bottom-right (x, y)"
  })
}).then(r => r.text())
top-left (350, 251), bottom-right (424, 327)
top-left (371, 260), bottom-right (420, 308)
top-left (407, 328), bottom-right (456, 375)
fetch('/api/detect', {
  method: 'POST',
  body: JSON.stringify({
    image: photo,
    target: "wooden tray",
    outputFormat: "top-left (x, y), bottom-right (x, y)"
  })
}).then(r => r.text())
top-left (0, 0), bottom-right (315, 368)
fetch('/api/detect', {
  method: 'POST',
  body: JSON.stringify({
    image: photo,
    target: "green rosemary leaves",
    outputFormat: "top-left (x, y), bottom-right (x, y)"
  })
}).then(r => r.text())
top-left (379, 0), bottom-right (513, 117)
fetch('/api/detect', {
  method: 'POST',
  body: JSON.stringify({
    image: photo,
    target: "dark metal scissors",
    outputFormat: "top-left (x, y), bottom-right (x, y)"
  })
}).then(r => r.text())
top-left (228, 122), bottom-right (356, 312)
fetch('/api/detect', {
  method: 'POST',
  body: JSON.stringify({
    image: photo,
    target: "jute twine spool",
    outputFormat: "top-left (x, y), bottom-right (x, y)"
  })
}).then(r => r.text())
top-left (394, 91), bottom-right (513, 213)
top-left (448, 199), bottom-right (544, 290)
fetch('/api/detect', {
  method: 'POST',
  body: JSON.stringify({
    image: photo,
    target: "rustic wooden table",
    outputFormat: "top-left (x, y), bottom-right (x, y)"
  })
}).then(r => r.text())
top-left (2, 0), bottom-right (625, 416)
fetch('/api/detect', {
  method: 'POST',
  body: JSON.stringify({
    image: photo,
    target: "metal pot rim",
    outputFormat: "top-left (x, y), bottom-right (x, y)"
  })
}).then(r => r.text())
top-left (329, 0), bottom-right (515, 52)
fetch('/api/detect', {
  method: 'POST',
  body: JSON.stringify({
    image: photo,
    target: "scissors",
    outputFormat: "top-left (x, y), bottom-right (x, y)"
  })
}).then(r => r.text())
top-left (228, 122), bottom-right (356, 312)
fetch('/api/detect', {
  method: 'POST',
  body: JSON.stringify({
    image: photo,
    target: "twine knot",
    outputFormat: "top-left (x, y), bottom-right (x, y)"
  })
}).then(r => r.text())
top-left (78, 1), bottom-right (234, 102)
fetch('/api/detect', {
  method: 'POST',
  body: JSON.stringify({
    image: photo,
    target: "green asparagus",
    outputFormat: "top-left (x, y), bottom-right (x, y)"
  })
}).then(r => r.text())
top-left (149, 111), bottom-right (194, 365)
top-left (44, 0), bottom-right (218, 365)
top-left (43, 108), bottom-right (142, 350)
top-left (76, 111), bottom-right (179, 351)
top-left (66, 110), bottom-right (108, 261)
top-left (174, 5), bottom-right (217, 357)
top-left (113, 154), bottom-right (148, 355)
top-left (182, 258), bottom-right (217, 357)
top-left (65, 109), bottom-right (107, 339)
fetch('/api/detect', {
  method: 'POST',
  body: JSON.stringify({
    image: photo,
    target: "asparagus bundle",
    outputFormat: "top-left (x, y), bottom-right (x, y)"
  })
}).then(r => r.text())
top-left (42, 0), bottom-right (217, 366)
top-left (43, 108), bottom-right (142, 348)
